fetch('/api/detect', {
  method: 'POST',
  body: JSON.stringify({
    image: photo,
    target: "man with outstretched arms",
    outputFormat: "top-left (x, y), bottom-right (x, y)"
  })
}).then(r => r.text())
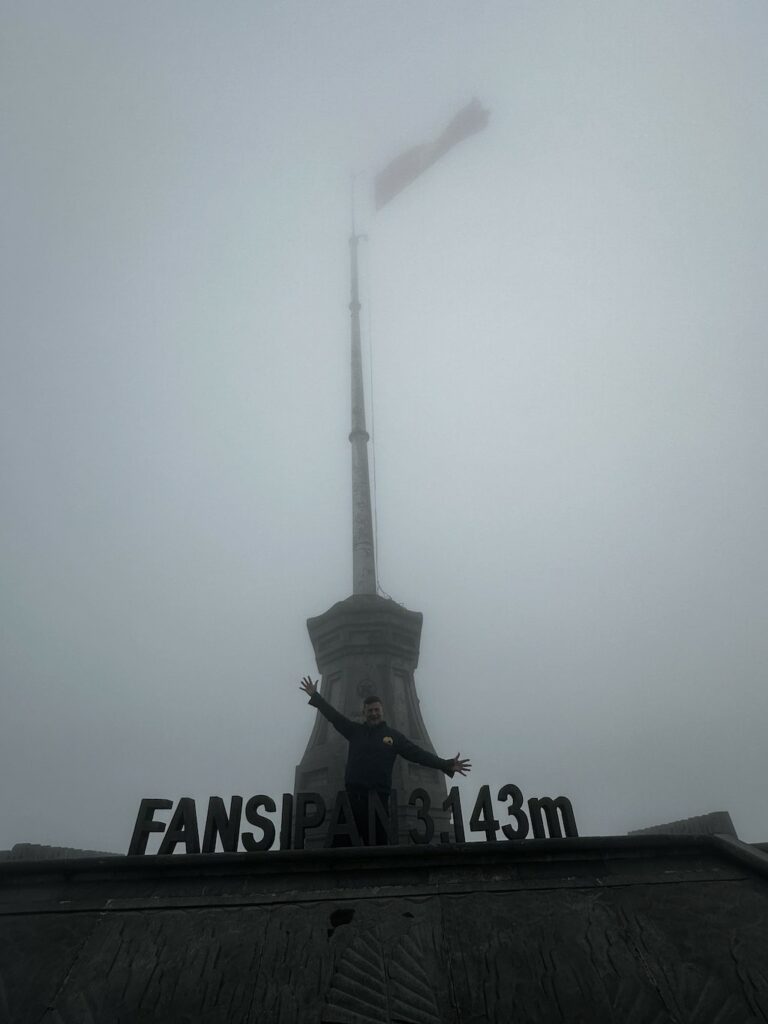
top-left (299, 675), bottom-right (471, 845)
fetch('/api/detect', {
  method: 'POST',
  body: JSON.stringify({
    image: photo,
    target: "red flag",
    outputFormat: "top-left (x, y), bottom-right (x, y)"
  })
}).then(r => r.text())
top-left (374, 99), bottom-right (489, 209)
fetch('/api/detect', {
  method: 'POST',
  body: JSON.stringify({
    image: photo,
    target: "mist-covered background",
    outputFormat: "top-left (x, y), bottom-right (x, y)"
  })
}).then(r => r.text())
top-left (2, 1), bottom-right (767, 852)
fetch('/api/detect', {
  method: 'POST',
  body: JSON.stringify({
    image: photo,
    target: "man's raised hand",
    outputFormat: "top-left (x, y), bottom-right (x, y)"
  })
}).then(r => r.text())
top-left (450, 752), bottom-right (472, 776)
top-left (299, 675), bottom-right (318, 699)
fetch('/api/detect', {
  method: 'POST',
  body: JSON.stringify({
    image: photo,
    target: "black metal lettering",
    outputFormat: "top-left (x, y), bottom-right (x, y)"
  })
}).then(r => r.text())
top-left (527, 795), bottom-right (578, 839)
top-left (498, 784), bottom-right (529, 840)
top-left (127, 798), bottom-right (173, 855)
top-left (469, 784), bottom-right (499, 841)
top-left (241, 795), bottom-right (276, 852)
top-left (408, 788), bottom-right (434, 845)
top-left (202, 796), bottom-right (243, 853)
top-left (442, 786), bottom-right (465, 843)
top-left (279, 793), bottom-right (293, 850)
top-left (157, 797), bottom-right (200, 855)
top-left (325, 792), bottom-right (363, 848)
top-left (293, 792), bottom-right (326, 850)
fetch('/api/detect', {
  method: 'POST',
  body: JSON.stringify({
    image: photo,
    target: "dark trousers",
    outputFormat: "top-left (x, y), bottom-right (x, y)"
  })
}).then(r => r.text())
top-left (339, 789), bottom-right (393, 847)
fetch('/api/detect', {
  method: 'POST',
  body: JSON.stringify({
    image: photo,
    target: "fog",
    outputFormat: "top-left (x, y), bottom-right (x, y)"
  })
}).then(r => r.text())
top-left (2, 2), bottom-right (767, 852)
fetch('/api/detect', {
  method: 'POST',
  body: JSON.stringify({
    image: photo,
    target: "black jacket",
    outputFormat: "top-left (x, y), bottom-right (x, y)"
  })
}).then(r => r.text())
top-left (309, 692), bottom-right (454, 792)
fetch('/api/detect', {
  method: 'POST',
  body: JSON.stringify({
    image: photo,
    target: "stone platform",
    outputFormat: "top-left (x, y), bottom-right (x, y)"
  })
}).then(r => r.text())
top-left (1, 834), bottom-right (768, 1023)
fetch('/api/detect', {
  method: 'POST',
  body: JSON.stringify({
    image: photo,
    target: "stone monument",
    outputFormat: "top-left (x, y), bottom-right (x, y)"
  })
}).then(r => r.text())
top-left (294, 235), bottom-right (451, 845)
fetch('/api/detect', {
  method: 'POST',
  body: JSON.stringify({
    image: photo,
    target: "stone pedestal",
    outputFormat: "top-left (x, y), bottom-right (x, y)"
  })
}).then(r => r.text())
top-left (294, 594), bottom-right (451, 846)
top-left (4, 836), bottom-right (768, 1022)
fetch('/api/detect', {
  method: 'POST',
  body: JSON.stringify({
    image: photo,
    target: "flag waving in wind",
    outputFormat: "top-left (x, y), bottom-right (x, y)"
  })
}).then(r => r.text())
top-left (374, 99), bottom-right (490, 209)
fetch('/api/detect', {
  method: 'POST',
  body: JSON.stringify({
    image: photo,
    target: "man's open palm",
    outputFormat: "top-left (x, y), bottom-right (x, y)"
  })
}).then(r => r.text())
top-left (450, 753), bottom-right (472, 776)
top-left (299, 675), bottom-right (318, 698)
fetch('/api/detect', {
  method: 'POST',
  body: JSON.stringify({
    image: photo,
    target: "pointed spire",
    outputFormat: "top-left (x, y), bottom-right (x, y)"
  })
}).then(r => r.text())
top-left (348, 233), bottom-right (376, 595)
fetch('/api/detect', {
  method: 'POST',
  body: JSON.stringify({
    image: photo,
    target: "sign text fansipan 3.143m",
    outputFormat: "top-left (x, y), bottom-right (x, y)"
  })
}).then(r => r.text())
top-left (128, 785), bottom-right (578, 855)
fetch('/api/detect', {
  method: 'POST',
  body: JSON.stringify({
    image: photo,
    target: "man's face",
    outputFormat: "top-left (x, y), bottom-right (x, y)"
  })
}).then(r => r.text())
top-left (363, 701), bottom-right (384, 725)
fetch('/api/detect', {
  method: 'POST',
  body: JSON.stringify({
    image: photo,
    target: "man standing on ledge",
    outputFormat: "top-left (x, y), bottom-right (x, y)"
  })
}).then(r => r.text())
top-left (299, 675), bottom-right (471, 845)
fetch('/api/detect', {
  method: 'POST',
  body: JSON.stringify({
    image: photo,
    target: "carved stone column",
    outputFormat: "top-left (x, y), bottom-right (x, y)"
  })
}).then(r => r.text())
top-left (294, 594), bottom-right (452, 847)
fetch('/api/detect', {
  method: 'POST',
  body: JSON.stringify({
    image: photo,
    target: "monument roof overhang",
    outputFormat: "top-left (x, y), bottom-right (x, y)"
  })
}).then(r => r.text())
top-left (307, 593), bottom-right (424, 666)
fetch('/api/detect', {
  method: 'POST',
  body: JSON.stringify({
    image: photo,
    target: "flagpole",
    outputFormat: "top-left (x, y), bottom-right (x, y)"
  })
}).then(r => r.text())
top-left (348, 178), bottom-right (376, 595)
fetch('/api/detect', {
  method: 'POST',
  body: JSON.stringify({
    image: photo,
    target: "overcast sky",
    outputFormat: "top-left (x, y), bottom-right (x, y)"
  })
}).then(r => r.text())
top-left (2, 1), bottom-right (767, 853)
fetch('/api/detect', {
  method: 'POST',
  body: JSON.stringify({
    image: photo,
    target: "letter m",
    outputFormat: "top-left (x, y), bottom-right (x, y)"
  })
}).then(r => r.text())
top-left (527, 796), bottom-right (578, 839)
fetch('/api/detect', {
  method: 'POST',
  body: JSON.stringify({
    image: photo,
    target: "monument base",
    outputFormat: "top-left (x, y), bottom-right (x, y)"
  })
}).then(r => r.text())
top-left (2, 834), bottom-right (768, 1022)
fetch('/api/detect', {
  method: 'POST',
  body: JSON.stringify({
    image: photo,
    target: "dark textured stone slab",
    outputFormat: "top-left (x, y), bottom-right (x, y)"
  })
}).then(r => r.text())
top-left (1, 836), bottom-right (768, 1023)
